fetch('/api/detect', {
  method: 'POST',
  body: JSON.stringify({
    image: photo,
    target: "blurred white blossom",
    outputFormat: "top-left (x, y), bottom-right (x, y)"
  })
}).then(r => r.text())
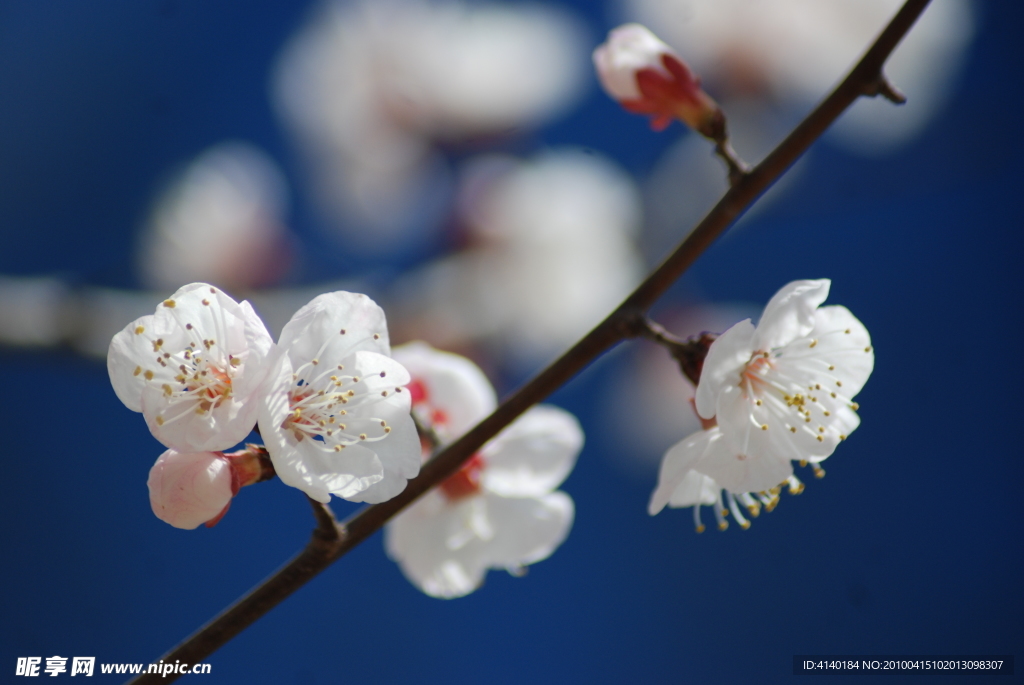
top-left (273, 0), bottom-right (589, 250)
top-left (394, 149), bottom-right (644, 363)
top-left (137, 142), bottom-right (292, 291)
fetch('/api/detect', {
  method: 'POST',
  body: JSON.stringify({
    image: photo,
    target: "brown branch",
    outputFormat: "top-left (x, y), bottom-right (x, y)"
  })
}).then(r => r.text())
top-left (128, 1), bottom-right (931, 681)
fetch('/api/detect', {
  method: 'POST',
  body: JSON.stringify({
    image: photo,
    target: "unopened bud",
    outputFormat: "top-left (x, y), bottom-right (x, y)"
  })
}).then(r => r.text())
top-left (147, 445), bottom-right (276, 530)
top-left (593, 24), bottom-right (725, 141)
top-left (148, 450), bottom-right (234, 530)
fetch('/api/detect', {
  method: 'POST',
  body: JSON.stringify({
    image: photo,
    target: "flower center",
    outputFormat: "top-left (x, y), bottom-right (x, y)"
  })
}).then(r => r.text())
top-left (440, 453), bottom-right (486, 501)
top-left (280, 356), bottom-right (393, 454)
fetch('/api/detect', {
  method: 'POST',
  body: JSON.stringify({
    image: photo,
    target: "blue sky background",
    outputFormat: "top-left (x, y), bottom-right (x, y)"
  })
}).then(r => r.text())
top-left (1, 0), bottom-right (1022, 682)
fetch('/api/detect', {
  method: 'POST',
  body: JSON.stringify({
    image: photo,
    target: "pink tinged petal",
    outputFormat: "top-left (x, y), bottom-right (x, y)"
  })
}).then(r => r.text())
top-left (392, 342), bottom-right (498, 438)
top-left (480, 405), bottom-right (583, 498)
top-left (751, 279), bottom-right (831, 352)
top-left (649, 428), bottom-right (727, 515)
top-left (593, 23), bottom-right (674, 101)
top-left (694, 319), bottom-right (755, 419)
top-left (147, 449), bottom-right (234, 530)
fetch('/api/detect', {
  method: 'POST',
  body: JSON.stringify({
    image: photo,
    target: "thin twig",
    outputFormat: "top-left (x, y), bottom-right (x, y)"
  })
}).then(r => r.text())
top-left (128, 2), bottom-right (931, 681)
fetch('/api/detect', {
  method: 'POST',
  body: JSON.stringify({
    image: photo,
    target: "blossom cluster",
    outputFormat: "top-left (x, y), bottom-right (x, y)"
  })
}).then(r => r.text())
top-left (108, 283), bottom-right (419, 528)
top-left (108, 286), bottom-right (583, 598)
top-left (649, 279), bottom-right (874, 531)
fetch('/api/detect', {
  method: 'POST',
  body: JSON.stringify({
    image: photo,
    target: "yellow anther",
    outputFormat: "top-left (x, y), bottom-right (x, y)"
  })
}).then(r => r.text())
top-left (755, 399), bottom-right (762, 406)
top-left (144, 370), bottom-right (154, 380)
top-left (761, 424), bottom-right (768, 431)
top-left (864, 346), bottom-right (872, 353)
top-left (816, 435), bottom-right (823, 442)
top-left (695, 524), bottom-right (706, 534)
top-left (134, 326), bottom-right (145, 335)
top-left (384, 427), bottom-right (391, 433)
top-left (809, 340), bottom-right (817, 348)
top-left (718, 521), bottom-right (729, 531)
top-left (163, 299), bottom-right (175, 308)
top-left (828, 365), bottom-right (835, 370)
top-left (850, 402), bottom-right (860, 411)
top-left (133, 366), bottom-right (142, 377)
top-left (790, 427), bottom-right (797, 433)
top-left (230, 357), bottom-right (241, 367)
top-left (844, 328), bottom-right (851, 334)
top-left (740, 521), bottom-right (751, 530)
top-left (162, 384), bottom-right (172, 397)
top-left (156, 416), bottom-right (165, 426)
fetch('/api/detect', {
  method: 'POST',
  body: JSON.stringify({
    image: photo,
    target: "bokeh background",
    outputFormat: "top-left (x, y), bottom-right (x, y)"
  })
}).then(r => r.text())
top-left (1, 0), bottom-right (1022, 682)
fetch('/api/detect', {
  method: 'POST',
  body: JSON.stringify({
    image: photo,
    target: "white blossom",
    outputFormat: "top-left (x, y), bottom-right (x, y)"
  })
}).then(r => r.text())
top-left (107, 283), bottom-right (275, 453)
top-left (258, 292), bottom-right (419, 504)
top-left (669, 279), bottom-right (872, 496)
top-left (386, 343), bottom-right (581, 598)
top-left (147, 449), bottom-right (235, 530)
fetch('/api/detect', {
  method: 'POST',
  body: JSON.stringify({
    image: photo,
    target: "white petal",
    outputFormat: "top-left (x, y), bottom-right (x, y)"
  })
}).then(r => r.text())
top-left (480, 491), bottom-right (574, 568)
top-left (666, 471), bottom-right (719, 509)
top-left (258, 354), bottom-right (384, 502)
top-left (147, 450), bottom-right (234, 530)
top-left (385, 491), bottom-right (489, 599)
top-left (694, 318), bottom-right (754, 419)
top-left (649, 428), bottom-right (727, 515)
top-left (797, 305), bottom-right (874, 398)
top-left (693, 431), bottom-right (794, 495)
top-left (392, 341), bottom-right (497, 438)
top-left (751, 279), bottom-right (830, 352)
top-left (480, 405), bottom-right (583, 498)
top-left (345, 391), bottom-right (421, 504)
top-left (385, 489), bottom-right (573, 599)
top-left (278, 291), bottom-right (391, 363)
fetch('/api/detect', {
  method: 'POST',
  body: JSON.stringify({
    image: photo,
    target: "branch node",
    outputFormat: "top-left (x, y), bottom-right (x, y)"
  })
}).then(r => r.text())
top-left (307, 497), bottom-right (343, 546)
top-left (864, 73), bottom-right (907, 104)
top-left (714, 140), bottom-right (751, 187)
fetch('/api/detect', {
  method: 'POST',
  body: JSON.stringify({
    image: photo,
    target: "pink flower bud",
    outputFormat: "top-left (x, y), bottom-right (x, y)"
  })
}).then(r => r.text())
top-left (593, 24), bottom-right (724, 140)
top-left (147, 450), bottom-right (235, 530)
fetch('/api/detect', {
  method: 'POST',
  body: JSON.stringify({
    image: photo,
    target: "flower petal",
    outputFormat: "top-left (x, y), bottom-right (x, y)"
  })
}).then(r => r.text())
top-left (480, 491), bottom-right (574, 568)
top-left (667, 470), bottom-right (719, 509)
top-left (392, 341), bottom-right (497, 438)
top-left (345, 391), bottom-right (421, 504)
top-left (751, 279), bottom-right (830, 352)
top-left (385, 491), bottom-right (489, 599)
top-left (277, 291), bottom-right (392, 363)
top-left (649, 428), bottom-right (727, 515)
top-left (480, 405), bottom-right (583, 497)
top-left (694, 318), bottom-right (755, 419)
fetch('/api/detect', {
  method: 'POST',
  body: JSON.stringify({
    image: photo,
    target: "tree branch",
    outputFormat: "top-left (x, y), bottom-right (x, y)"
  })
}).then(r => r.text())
top-left (128, 1), bottom-right (931, 681)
